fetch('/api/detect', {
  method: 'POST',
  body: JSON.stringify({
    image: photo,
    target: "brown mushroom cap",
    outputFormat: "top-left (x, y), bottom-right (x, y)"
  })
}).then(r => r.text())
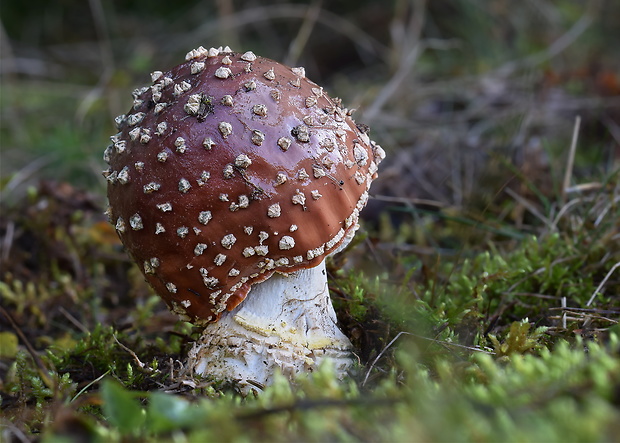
top-left (104, 47), bottom-right (384, 325)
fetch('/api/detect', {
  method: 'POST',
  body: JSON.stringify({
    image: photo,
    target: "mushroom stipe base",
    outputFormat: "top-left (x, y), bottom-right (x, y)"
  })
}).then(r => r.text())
top-left (186, 261), bottom-right (353, 391)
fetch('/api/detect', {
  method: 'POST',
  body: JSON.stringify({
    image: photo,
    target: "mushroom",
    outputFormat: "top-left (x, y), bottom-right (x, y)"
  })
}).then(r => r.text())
top-left (104, 46), bottom-right (385, 390)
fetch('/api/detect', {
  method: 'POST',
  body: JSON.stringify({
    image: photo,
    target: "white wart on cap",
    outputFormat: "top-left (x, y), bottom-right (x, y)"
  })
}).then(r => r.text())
top-left (104, 46), bottom-right (385, 325)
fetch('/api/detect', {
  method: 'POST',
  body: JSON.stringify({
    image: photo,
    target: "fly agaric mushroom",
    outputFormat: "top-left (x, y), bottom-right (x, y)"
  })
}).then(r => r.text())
top-left (104, 46), bottom-right (384, 389)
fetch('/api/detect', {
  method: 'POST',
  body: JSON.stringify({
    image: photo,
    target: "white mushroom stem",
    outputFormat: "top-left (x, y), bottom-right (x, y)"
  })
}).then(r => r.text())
top-left (186, 260), bottom-right (353, 390)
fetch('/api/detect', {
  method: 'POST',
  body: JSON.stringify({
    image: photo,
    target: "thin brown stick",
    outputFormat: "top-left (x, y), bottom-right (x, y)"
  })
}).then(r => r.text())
top-left (0, 305), bottom-right (54, 388)
top-left (58, 306), bottom-right (90, 335)
top-left (113, 335), bottom-right (154, 374)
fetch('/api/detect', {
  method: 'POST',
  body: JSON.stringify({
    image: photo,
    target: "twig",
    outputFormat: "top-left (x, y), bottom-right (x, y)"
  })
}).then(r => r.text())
top-left (549, 306), bottom-right (620, 315)
top-left (586, 261), bottom-right (620, 307)
top-left (113, 335), bottom-right (154, 374)
top-left (512, 292), bottom-right (560, 300)
top-left (549, 311), bottom-right (617, 325)
top-left (58, 306), bottom-right (90, 335)
top-left (0, 305), bottom-right (54, 389)
top-left (362, 332), bottom-right (405, 386)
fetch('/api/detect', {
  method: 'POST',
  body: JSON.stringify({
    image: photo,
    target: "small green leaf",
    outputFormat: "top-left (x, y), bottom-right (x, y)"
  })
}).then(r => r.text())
top-left (100, 379), bottom-right (144, 434)
top-left (146, 392), bottom-right (202, 433)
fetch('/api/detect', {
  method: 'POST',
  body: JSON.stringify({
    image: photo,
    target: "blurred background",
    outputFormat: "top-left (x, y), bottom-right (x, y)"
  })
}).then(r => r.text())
top-left (2, 0), bottom-right (618, 208)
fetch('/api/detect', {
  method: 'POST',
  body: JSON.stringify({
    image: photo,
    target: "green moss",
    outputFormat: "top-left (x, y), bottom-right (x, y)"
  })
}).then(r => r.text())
top-left (25, 336), bottom-right (616, 441)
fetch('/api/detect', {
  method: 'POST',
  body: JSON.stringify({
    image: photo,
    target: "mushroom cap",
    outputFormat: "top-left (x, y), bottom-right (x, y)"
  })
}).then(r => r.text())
top-left (104, 47), bottom-right (385, 325)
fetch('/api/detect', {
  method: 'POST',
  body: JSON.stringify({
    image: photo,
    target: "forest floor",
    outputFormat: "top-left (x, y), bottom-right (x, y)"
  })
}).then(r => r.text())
top-left (1, 1), bottom-right (619, 441)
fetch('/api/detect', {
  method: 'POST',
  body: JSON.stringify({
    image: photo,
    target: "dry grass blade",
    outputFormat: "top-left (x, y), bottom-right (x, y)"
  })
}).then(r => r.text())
top-left (504, 187), bottom-right (553, 230)
top-left (284, 0), bottom-right (322, 66)
top-left (362, 331), bottom-right (493, 386)
top-left (552, 197), bottom-right (585, 230)
top-left (594, 193), bottom-right (620, 227)
top-left (586, 261), bottom-right (620, 307)
top-left (0, 155), bottom-right (55, 204)
top-left (561, 115), bottom-right (581, 204)
top-left (1, 220), bottom-right (15, 262)
top-left (495, 3), bottom-right (597, 76)
top-left (363, 0), bottom-right (427, 121)
top-left (70, 370), bottom-right (111, 403)
top-left (216, 0), bottom-right (240, 51)
top-left (362, 331), bottom-right (408, 387)
top-left (76, 0), bottom-right (116, 123)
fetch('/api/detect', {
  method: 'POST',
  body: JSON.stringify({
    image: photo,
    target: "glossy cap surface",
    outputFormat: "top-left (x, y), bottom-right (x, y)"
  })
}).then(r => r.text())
top-left (104, 47), bottom-right (384, 324)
